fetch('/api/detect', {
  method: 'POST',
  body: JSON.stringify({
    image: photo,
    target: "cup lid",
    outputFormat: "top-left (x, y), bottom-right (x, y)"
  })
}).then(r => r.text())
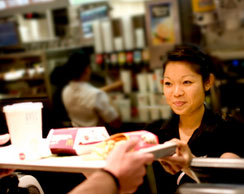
top-left (3, 102), bottom-right (43, 113)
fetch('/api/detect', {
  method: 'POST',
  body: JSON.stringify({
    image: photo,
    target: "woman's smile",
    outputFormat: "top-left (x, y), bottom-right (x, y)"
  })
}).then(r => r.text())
top-left (173, 101), bottom-right (186, 107)
top-left (163, 62), bottom-right (206, 115)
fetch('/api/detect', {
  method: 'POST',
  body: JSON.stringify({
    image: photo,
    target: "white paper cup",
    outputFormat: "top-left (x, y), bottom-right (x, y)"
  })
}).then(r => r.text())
top-left (138, 106), bottom-right (150, 122)
top-left (136, 73), bottom-right (148, 93)
top-left (154, 69), bottom-right (163, 93)
top-left (149, 107), bottom-right (160, 121)
top-left (115, 99), bottom-right (131, 122)
top-left (147, 73), bottom-right (157, 93)
top-left (120, 70), bottom-right (132, 94)
top-left (3, 102), bottom-right (43, 160)
top-left (148, 93), bottom-right (156, 106)
top-left (160, 105), bottom-right (172, 120)
top-left (137, 93), bottom-right (149, 107)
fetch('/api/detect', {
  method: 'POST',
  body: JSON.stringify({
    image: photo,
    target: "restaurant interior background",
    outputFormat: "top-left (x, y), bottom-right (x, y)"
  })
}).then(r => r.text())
top-left (0, 0), bottom-right (244, 138)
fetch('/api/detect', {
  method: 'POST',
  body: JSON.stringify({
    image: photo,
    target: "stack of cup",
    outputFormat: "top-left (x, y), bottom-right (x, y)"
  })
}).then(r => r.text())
top-left (160, 105), bottom-right (172, 120)
top-left (137, 93), bottom-right (150, 122)
top-left (120, 70), bottom-right (132, 94)
top-left (136, 73), bottom-right (148, 93)
top-left (115, 99), bottom-right (131, 122)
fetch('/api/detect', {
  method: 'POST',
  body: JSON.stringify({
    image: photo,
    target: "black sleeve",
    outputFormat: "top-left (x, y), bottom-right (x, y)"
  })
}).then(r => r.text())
top-left (220, 118), bottom-right (244, 158)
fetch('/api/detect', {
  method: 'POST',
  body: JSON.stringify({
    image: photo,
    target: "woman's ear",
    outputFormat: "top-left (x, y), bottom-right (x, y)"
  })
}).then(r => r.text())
top-left (204, 73), bottom-right (215, 91)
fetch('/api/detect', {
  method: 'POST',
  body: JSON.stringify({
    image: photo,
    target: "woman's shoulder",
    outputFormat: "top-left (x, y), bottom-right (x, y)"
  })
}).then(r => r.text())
top-left (203, 108), bottom-right (225, 125)
top-left (203, 108), bottom-right (244, 133)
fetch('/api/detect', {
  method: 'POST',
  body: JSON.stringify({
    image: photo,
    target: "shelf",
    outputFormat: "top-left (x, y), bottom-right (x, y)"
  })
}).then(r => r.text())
top-left (0, 50), bottom-right (52, 107)
top-left (45, 45), bottom-right (85, 58)
top-left (0, 93), bottom-right (48, 101)
top-left (0, 74), bottom-right (44, 82)
top-left (210, 50), bottom-right (244, 60)
top-left (0, 50), bottom-right (44, 59)
top-left (0, 0), bottom-right (69, 18)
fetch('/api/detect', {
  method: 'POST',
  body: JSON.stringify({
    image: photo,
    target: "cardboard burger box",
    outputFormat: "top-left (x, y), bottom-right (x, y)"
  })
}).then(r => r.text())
top-left (47, 127), bottom-right (160, 156)
top-left (48, 127), bottom-right (110, 155)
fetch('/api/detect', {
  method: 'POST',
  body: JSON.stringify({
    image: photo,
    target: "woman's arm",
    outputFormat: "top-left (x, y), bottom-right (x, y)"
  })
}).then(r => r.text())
top-left (159, 138), bottom-right (241, 183)
top-left (220, 152), bottom-right (240, 159)
top-left (159, 139), bottom-right (199, 182)
top-left (100, 80), bottom-right (123, 92)
top-left (159, 139), bottom-right (193, 174)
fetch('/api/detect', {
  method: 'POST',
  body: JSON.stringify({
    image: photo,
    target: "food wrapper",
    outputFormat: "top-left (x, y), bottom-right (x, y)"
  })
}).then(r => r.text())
top-left (84, 130), bottom-right (159, 161)
top-left (48, 127), bottom-right (110, 155)
top-left (48, 128), bottom-right (159, 160)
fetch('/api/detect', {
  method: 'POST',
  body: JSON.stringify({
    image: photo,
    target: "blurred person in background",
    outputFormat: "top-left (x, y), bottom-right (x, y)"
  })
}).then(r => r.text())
top-left (51, 50), bottom-right (122, 134)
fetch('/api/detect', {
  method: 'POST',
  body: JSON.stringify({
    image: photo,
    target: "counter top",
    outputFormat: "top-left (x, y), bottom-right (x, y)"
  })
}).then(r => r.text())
top-left (0, 140), bottom-right (176, 175)
top-left (190, 157), bottom-right (244, 184)
top-left (191, 157), bottom-right (244, 169)
top-left (0, 145), bottom-right (105, 175)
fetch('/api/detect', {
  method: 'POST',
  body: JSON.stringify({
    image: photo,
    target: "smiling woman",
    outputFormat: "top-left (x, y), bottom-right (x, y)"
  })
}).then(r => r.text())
top-left (142, 44), bottom-right (244, 194)
top-left (162, 61), bottom-right (214, 123)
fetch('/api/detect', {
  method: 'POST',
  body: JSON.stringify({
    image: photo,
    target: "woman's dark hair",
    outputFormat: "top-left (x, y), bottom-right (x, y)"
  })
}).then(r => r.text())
top-left (162, 44), bottom-right (215, 83)
top-left (64, 51), bottom-right (90, 81)
top-left (50, 50), bottom-right (90, 86)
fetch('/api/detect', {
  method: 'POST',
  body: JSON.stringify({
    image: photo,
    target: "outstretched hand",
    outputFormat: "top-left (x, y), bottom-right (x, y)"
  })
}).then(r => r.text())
top-left (104, 139), bottom-right (154, 193)
top-left (0, 134), bottom-right (10, 145)
top-left (159, 138), bottom-right (193, 175)
top-left (0, 134), bottom-right (14, 178)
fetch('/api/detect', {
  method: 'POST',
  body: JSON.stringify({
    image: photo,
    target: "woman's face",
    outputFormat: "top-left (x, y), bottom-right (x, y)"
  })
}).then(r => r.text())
top-left (163, 61), bottom-right (209, 116)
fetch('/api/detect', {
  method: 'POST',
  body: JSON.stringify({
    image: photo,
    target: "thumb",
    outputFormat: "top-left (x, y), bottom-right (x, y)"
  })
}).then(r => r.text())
top-left (0, 134), bottom-right (10, 145)
top-left (108, 138), bottom-right (139, 156)
top-left (123, 138), bottom-right (139, 152)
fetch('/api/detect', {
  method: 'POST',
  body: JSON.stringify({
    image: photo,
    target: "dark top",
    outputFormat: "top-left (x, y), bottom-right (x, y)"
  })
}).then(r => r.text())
top-left (144, 107), bottom-right (244, 193)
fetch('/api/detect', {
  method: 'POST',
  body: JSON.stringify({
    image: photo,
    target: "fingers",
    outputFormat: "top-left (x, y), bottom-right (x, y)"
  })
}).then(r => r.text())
top-left (123, 138), bottom-right (139, 152)
top-left (167, 138), bottom-right (186, 148)
top-left (125, 151), bottom-right (154, 174)
top-left (160, 154), bottom-right (186, 165)
top-left (143, 153), bottom-right (154, 164)
top-left (108, 138), bottom-right (138, 157)
top-left (0, 134), bottom-right (10, 145)
top-left (159, 138), bottom-right (193, 175)
top-left (132, 150), bottom-right (154, 165)
top-left (166, 138), bottom-right (181, 144)
top-left (164, 138), bottom-right (179, 145)
top-left (0, 169), bottom-right (14, 178)
top-left (160, 160), bottom-right (179, 175)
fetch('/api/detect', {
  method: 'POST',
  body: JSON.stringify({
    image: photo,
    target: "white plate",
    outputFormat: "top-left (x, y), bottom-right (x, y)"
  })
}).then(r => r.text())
top-left (139, 142), bottom-right (177, 159)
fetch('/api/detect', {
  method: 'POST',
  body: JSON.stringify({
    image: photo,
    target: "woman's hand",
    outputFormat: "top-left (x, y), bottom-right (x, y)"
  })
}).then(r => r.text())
top-left (159, 138), bottom-right (193, 175)
top-left (220, 152), bottom-right (240, 159)
top-left (0, 134), bottom-right (14, 178)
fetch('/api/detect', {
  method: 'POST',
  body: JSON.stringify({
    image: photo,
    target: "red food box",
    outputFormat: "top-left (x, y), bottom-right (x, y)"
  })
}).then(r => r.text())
top-left (109, 130), bottom-right (159, 151)
top-left (47, 127), bottom-right (110, 155)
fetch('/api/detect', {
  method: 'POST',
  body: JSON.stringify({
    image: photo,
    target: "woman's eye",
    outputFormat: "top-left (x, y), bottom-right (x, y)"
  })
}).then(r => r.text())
top-left (164, 81), bottom-right (171, 86)
top-left (183, 80), bottom-right (192, 85)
